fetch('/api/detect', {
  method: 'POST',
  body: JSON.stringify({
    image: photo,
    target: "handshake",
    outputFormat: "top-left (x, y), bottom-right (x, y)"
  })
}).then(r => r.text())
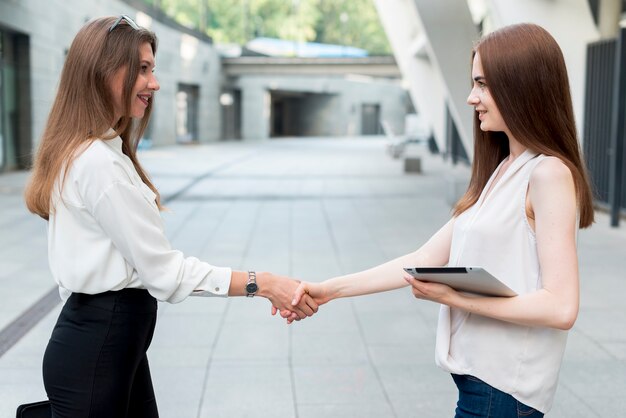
top-left (248, 262), bottom-right (442, 324)
top-left (253, 272), bottom-right (328, 324)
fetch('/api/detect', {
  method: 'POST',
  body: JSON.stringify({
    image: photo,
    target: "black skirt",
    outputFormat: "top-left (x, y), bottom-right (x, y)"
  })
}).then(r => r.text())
top-left (43, 288), bottom-right (158, 418)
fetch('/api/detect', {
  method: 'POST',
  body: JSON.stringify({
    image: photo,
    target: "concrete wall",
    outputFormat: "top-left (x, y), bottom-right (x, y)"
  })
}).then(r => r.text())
top-left (0, 0), bottom-right (222, 147)
top-left (231, 74), bottom-right (407, 140)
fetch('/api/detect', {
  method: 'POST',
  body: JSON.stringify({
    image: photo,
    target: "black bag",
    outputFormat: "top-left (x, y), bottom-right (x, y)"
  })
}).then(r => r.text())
top-left (15, 400), bottom-right (51, 418)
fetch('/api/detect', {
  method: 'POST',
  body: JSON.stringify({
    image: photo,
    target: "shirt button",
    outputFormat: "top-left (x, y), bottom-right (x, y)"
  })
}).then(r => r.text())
top-left (215, 287), bottom-right (220, 292)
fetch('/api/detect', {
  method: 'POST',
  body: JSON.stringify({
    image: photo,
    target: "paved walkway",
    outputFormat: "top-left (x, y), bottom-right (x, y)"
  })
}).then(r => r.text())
top-left (0, 137), bottom-right (624, 417)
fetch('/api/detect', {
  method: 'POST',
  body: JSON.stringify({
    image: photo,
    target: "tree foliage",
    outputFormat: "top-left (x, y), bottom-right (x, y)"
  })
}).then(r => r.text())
top-left (143, 0), bottom-right (391, 55)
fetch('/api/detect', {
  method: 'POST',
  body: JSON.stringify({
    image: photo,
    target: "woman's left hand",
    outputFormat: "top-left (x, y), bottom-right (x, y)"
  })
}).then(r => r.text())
top-left (404, 274), bottom-right (455, 304)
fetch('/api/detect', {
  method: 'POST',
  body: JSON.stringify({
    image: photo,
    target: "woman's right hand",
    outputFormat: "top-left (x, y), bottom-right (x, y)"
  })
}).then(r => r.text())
top-left (271, 281), bottom-right (331, 324)
top-left (280, 281), bottom-right (330, 323)
top-left (292, 281), bottom-right (331, 307)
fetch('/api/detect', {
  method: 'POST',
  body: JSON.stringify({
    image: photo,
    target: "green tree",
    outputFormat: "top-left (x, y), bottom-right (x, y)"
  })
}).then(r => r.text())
top-left (146, 0), bottom-right (391, 55)
top-left (159, 0), bottom-right (202, 29)
top-left (313, 0), bottom-right (390, 55)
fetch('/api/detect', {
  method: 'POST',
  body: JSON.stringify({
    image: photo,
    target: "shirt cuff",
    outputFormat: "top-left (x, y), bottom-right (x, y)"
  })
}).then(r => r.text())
top-left (191, 266), bottom-right (232, 297)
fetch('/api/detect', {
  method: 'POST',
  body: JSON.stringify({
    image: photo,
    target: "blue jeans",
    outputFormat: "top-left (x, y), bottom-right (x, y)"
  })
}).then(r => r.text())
top-left (452, 374), bottom-right (544, 418)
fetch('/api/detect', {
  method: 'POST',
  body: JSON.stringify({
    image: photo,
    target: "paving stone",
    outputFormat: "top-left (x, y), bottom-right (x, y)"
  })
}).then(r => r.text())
top-left (0, 137), bottom-right (624, 417)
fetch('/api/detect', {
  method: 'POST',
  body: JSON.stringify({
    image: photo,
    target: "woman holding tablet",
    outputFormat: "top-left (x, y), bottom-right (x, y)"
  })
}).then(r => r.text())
top-left (286, 23), bottom-right (594, 417)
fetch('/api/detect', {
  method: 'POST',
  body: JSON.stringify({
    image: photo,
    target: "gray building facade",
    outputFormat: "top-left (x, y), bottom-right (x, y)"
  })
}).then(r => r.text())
top-left (0, 0), bottom-right (226, 172)
top-left (222, 56), bottom-right (406, 140)
top-left (0, 0), bottom-right (408, 173)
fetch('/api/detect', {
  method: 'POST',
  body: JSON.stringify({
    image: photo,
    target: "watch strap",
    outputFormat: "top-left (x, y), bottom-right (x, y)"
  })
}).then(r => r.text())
top-left (246, 270), bottom-right (257, 297)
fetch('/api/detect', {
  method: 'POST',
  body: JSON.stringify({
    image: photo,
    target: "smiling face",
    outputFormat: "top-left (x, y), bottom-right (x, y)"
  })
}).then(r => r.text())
top-left (467, 52), bottom-right (507, 134)
top-left (110, 42), bottom-right (160, 121)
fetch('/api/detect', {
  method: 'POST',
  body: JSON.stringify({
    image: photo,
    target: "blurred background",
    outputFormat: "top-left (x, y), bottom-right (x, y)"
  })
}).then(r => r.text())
top-left (0, 0), bottom-right (624, 226)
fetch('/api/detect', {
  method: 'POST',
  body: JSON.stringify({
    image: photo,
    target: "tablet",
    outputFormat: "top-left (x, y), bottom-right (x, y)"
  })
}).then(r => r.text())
top-left (403, 267), bottom-right (517, 297)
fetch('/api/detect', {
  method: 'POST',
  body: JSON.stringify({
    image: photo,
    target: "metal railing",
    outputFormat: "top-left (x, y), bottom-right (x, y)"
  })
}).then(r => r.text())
top-left (584, 32), bottom-right (626, 226)
top-left (446, 105), bottom-right (469, 166)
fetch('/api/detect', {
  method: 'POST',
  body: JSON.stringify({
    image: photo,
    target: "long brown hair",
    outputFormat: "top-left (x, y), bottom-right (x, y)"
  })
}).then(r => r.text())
top-left (25, 16), bottom-right (161, 220)
top-left (453, 23), bottom-right (594, 228)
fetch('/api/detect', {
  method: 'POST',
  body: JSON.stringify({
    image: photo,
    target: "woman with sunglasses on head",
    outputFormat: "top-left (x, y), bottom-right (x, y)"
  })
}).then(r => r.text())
top-left (289, 23), bottom-right (594, 417)
top-left (24, 15), bottom-right (318, 418)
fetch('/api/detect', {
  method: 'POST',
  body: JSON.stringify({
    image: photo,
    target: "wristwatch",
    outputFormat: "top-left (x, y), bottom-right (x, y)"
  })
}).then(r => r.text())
top-left (245, 271), bottom-right (258, 297)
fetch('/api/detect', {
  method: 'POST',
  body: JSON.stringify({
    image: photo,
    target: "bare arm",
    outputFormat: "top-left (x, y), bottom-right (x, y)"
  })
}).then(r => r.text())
top-left (229, 271), bottom-right (318, 320)
top-left (291, 218), bottom-right (455, 306)
top-left (407, 157), bottom-right (579, 330)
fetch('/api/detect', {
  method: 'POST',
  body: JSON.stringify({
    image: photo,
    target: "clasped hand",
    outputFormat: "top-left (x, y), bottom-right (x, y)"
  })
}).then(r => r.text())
top-left (272, 281), bottom-right (330, 324)
top-left (261, 273), bottom-right (319, 322)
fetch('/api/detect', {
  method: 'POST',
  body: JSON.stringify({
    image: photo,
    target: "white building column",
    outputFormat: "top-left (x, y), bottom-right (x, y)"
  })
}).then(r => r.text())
top-left (374, 0), bottom-right (447, 152)
top-left (375, 0), bottom-right (478, 158)
top-left (412, 0), bottom-right (479, 159)
top-left (240, 84), bottom-right (270, 140)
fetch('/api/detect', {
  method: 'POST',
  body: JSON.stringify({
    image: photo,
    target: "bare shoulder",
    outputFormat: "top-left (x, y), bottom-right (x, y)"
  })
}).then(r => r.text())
top-left (528, 156), bottom-right (576, 218)
top-left (530, 156), bottom-right (573, 187)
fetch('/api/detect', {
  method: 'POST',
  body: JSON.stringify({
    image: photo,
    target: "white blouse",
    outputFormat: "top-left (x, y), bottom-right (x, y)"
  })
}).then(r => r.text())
top-left (435, 150), bottom-right (569, 413)
top-left (47, 133), bottom-right (232, 303)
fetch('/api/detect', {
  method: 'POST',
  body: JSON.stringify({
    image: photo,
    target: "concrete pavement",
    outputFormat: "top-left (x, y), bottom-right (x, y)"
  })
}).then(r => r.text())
top-left (0, 137), bottom-right (625, 417)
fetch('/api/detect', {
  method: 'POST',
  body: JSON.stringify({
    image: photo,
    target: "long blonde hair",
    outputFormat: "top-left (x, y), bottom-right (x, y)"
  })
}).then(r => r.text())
top-left (25, 16), bottom-right (161, 220)
top-left (454, 23), bottom-right (594, 228)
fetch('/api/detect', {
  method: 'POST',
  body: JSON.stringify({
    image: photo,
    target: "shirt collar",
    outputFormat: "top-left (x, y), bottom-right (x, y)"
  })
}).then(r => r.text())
top-left (101, 128), bottom-right (124, 153)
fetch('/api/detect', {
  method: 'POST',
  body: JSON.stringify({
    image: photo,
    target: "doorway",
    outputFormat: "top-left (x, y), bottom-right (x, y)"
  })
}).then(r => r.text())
top-left (0, 33), bottom-right (4, 170)
top-left (361, 103), bottom-right (380, 135)
top-left (0, 29), bottom-right (31, 171)
top-left (176, 84), bottom-right (199, 143)
top-left (269, 90), bottom-right (336, 137)
top-left (220, 89), bottom-right (241, 140)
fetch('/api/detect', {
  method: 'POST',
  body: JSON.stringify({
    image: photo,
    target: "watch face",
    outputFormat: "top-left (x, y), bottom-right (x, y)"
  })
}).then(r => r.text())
top-left (246, 282), bottom-right (258, 294)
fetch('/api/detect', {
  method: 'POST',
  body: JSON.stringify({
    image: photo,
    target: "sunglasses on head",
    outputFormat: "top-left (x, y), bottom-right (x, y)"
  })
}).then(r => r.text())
top-left (109, 15), bottom-right (140, 32)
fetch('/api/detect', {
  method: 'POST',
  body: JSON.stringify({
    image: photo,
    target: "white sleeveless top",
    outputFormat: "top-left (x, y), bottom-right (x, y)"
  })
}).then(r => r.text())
top-left (435, 149), bottom-right (569, 413)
